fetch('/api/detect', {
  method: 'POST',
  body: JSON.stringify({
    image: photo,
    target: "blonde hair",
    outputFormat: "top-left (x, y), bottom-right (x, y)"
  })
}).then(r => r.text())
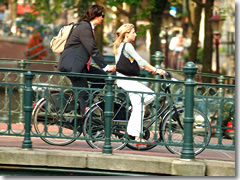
top-left (113, 23), bottom-right (134, 55)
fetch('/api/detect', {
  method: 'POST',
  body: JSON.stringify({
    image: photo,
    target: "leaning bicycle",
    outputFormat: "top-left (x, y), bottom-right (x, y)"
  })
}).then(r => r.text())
top-left (32, 88), bottom-right (83, 146)
top-left (32, 84), bottom-right (130, 149)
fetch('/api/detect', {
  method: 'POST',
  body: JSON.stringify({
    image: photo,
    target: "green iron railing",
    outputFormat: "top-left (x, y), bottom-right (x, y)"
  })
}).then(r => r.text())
top-left (0, 60), bottom-right (235, 160)
top-left (0, 52), bottom-right (235, 159)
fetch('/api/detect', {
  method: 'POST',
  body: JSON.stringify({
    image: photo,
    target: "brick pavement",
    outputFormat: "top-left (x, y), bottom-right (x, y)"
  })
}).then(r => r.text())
top-left (0, 135), bottom-right (235, 162)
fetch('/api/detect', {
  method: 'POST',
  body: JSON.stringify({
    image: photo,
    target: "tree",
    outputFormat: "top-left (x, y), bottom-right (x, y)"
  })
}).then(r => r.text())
top-left (28, 0), bottom-right (66, 24)
top-left (95, 0), bottom-right (105, 52)
top-left (202, 0), bottom-right (214, 77)
top-left (106, 0), bottom-right (141, 47)
top-left (149, 0), bottom-right (168, 64)
top-left (188, 0), bottom-right (203, 63)
top-left (185, 0), bottom-right (214, 79)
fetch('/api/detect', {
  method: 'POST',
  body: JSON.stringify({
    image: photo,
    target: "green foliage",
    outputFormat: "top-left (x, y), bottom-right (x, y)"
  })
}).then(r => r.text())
top-left (168, 0), bottom-right (183, 6)
top-left (183, 47), bottom-right (203, 64)
top-left (197, 47), bottom-right (203, 64)
top-left (221, 67), bottom-right (227, 76)
top-left (107, 0), bottom-right (140, 6)
top-left (23, 0), bottom-right (65, 24)
top-left (22, 0), bottom-right (96, 24)
top-left (213, 5), bottom-right (233, 18)
top-left (137, 24), bottom-right (151, 37)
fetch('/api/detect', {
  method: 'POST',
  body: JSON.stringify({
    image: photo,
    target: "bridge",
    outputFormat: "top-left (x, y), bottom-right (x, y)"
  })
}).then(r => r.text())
top-left (0, 136), bottom-right (235, 176)
top-left (0, 57), bottom-right (235, 176)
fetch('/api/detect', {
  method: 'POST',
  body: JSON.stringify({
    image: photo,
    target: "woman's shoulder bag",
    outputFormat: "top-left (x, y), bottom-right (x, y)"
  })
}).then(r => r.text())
top-left (116, 43), bottom-right (140, 76)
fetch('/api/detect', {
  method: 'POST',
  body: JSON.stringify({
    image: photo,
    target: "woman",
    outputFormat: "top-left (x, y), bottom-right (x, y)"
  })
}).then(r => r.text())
top-left (113, 23), bottom-right (165, 141)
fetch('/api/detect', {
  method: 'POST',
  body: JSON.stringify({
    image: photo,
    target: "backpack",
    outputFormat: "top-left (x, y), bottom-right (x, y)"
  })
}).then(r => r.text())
top-left (50, 23), bottom-right (79, 54)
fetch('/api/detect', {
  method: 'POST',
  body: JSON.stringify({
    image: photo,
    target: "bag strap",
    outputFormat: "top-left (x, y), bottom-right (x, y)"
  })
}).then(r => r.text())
top-left (64, 23), bottom-right (79, 49)
top-left (121, 43), bottom-right (127, 54)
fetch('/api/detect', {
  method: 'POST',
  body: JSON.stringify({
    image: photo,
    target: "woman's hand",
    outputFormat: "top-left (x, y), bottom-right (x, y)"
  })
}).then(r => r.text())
top-left (151, 68), bottom-right (166, 75)
top-left (156, 69), bottom-right (166, 75)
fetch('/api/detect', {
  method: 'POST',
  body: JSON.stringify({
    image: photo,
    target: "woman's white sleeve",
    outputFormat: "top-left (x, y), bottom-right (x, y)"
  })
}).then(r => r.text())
top-left (124, 43), bottom-right (148, 67)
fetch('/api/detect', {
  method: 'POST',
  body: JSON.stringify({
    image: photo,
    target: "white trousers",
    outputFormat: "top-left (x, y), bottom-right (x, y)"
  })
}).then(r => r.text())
top-left (116, 79), bottom-right (155, 137)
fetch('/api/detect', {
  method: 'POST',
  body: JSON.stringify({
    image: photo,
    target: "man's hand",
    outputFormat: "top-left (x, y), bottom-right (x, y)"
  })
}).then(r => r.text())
top-left (107, 65), bottom-right (116, 72)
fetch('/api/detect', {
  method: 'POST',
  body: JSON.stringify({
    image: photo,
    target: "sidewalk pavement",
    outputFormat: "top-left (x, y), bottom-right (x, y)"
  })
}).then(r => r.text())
top-left (0, 136), bottom-right (235, 162)
top-left (0, 136), bottom-right (235, 176)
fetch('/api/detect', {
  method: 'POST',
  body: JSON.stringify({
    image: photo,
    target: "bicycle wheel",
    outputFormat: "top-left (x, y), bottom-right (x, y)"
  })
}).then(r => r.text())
top-left (33, 98), bottom-right (81, 146)
top-left (160, 107), bottom-right (211, 156)
top-left (83, 100), bottom-right (128, 150)
top-left (125, 126), bottom-right (158, 151)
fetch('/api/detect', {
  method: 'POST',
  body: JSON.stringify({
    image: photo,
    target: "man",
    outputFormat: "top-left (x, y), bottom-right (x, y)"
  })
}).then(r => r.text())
top-left (58, 4), bottom-right (116, 115)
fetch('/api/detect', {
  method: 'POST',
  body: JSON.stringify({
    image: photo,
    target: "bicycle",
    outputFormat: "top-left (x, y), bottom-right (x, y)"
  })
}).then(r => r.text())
top-left (82, 73), bottom-right (212, 155)
top-left (32, 88), bottom-right (83, 146)
top-left (32, 82), bottom-right (130, 148)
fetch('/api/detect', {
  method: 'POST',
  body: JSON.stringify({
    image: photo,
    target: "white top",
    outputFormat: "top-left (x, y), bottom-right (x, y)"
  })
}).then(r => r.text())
top-left (115, 42), bottom-right (148, 76)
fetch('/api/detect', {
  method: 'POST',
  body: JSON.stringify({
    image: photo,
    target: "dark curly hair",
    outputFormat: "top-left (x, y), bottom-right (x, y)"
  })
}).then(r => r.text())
top-left (83, 4), bottom-right (104, 21)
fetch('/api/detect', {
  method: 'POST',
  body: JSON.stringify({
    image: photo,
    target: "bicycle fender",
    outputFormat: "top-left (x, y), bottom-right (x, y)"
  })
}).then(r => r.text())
top-left (83, 100), bottom-right (104, 118)
top-left (160, 106), bottom-right (184, 129)
top-left (32, 98), bottom-right (46, 117)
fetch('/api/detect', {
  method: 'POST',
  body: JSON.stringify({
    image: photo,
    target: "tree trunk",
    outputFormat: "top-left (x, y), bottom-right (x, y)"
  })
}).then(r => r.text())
top-left (95, 0), bottom-right (105, 53)
top-left (95, 22), bottom-right (104, 53)
top-left (116, 4), bottom-right (124, 30)
top-left (129, 5), bottom-right (137, 47)
top-left (9, 0), bottom-right (17, 33)
top-left (149, 0), bottom-right (167, 65)
top-left (202, 0), bottom-right (214, 82)
top-left (189, 1), bottom-right (203, 63)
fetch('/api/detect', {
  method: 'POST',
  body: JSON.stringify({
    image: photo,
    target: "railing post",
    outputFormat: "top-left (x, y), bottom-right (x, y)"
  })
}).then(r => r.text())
top-left (17, 60), bottom-right (28, 120)
top-left (152, 51), bottom-right (164, 92)
top-left (103, 75), bottom-right (114, 154)
top-left (22, 71), bottom-right (34, 149)
top-left (181, 62), bottom-right (198, 160)
top-left (215, 75), bottom-right (225, 144)
top-left (152, 51), bottom-right (164, 136)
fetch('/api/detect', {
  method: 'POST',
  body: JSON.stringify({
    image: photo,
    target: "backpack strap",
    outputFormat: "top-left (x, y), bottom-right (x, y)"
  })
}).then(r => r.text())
top-left (64, 23), bottom-right (79, 49)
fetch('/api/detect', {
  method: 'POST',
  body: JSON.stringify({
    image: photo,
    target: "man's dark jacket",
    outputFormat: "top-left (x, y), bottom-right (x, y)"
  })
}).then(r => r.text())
top-left (59, 20), bottom-right (107, 73)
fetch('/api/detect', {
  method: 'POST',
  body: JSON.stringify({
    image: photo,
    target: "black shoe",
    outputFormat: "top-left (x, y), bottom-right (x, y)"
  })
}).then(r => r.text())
top-left (128, 135), bottom-right (135, 140)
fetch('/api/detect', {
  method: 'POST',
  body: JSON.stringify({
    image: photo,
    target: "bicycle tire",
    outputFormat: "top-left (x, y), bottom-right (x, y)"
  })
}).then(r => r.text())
top-left (160, 107), bottom-right (211, 156)
top-left (33, 99), bottom-right (81, 146)
top-left (83, 100), bottom-right (128, 150)
top-left (125, 126), bottom-right (157, 151)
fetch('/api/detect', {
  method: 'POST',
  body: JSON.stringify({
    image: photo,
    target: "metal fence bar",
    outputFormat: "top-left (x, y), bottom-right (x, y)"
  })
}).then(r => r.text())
top-left (181, 62), bottom-right (198, 160)
top-left (216, 76), bottom-right (224, 144)
top-left (22, 71), bottom-right (34, 149)
top-left (103, 75), bottom-right (114, 154)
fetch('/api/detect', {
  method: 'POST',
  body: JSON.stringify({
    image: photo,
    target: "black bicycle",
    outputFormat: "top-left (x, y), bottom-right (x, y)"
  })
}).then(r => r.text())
top-left (82, 74), bottom-right (212, 155)
top-left (32, 84), bottom-right (130, 148)
top-left (32, 88), bottom-right (83, 146)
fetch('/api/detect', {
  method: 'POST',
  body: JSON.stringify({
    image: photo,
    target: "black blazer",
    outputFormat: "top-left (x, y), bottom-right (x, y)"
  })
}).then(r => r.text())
top-left (58, 20), bottom-right (107, 73)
